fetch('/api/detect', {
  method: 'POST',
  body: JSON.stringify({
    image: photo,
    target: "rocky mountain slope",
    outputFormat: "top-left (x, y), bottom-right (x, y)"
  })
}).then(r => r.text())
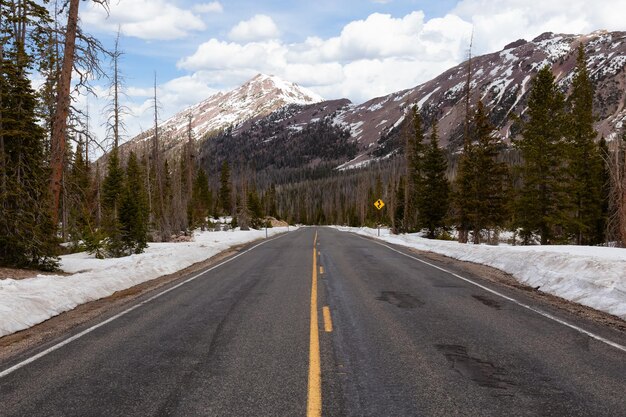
top-left (121, 30), bottom-right (626, 173)
top-left (199, 30), bottom-right (625, 171)
top-left (119, 73), bottom-right (324, 158)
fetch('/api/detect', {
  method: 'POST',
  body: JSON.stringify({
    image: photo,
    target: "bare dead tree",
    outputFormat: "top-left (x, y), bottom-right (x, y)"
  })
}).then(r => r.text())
top-left (49, 0), bottom-right (108, 225)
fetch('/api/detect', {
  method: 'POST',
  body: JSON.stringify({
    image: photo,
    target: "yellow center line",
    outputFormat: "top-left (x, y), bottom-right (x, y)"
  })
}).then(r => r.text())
top-left (323, 306), bottom-right (333, 333)
top-left (307, 230), bottom-right (322, 417)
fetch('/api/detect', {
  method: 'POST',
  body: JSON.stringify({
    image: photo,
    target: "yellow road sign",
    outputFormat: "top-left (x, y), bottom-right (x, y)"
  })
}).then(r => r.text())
top-left (374, 199), bottom-right (385, 210)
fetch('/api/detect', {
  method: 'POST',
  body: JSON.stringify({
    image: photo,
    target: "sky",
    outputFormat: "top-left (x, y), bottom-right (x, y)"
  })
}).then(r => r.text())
top-left (72, 0), bottom-right (625, 151)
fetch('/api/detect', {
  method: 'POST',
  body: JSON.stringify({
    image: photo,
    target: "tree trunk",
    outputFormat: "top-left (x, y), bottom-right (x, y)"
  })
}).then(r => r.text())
top-left (50, 0), bottom-right (80, 225)
top-left (0, 0), bottom-right (5, 197)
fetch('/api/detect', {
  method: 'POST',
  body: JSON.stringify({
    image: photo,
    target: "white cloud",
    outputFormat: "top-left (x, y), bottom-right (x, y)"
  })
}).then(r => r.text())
top-left (82, 0), bottom-right (206, 40)
top-left (453, 0), bottom-right (626, 53)
top-left (228, 14), bottom-right (281, 42)
top-left (179, 11), bottom-right (472, 103)
top-left (81, 1), bottom-right (625, 144)
top-left (193, 2), bottom-right (224, 14)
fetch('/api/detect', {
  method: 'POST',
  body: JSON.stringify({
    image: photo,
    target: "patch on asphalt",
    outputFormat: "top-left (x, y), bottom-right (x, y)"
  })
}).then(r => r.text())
top-left (435, 344), bottom-right (515, 391)
top-left (472, 294), bottom-right (502, 310)
top-left (376, 291), bottom-right (424, 308)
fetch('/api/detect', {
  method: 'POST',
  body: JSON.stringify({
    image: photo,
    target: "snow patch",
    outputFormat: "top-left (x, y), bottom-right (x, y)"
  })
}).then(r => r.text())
top-left (0, 228), bottom-right (296, 338)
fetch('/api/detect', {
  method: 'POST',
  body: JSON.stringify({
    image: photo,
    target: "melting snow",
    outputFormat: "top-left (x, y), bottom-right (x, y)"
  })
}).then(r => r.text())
top-left (0, 228), bottom-right (297, 338)
top-left (417, 87), bottom-right (441, 109)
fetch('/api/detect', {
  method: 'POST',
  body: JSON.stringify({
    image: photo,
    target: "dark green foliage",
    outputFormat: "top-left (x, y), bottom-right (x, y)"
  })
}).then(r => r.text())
top-left (454, 133), bottom-right (475, 242)
top-left (0, 56), bottom-right (59, 270)
top-left (417, 121), bottom-right (450, 238)
top-left (67, 139), bottom-right (92, 245)
top-left (189, 168), bottom-right (211, 230)
top-left (564, 45), bottom-right (605, 245)
top-left (247, 185), bottom-right (264, 228)
top-left (101, 149), bottom-right (125, 256)
top-left (393, 176), bottom-right (405, 233)
top-left (473, 102), bottom-right (509, 242)
top-left (514, 66), bottom-right (568, 244)
top-left (119, 152), bottom-right (149, 254)
top-left (219, 161), bottom-right (232, 215)
top-left (404, 106), bottom-right (425, 232)
top-left (453, 102), bottom-right (510, 243)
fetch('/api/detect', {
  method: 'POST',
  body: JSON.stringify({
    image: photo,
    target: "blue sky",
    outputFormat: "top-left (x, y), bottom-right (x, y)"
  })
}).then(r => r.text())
top-left (75, 0), bottom-right (623, 149)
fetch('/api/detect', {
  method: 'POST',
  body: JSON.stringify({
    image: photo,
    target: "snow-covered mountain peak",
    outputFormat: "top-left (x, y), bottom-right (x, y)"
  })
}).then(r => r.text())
top-left (243, 73), bottom-right (324, 104)
top-left (123, 73), bottom-right (324, 157)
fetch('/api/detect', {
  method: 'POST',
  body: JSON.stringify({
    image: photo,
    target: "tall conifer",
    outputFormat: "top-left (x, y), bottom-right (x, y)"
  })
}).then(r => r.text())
top-left (565, 45), bottom-right (604, 244)
top-left (515, 66), bottom-right (568, 244)
top-left (418, 121), bottom-right (450, 238)
top-left (119, 151), bottom-right (148, 253)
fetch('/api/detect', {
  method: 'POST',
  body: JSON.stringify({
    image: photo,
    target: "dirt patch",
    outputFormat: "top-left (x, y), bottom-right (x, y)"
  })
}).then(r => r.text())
top-left (0, 244), bottom-right (247, 363)
top-left (0, 267), bottom-right (68, 281)
top-left (410, 248), bottom-right (626, 333)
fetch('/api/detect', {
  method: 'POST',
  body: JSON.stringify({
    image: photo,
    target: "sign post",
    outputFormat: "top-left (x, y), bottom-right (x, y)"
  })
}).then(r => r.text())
top-left (374, 199), bottom-right (385, 237)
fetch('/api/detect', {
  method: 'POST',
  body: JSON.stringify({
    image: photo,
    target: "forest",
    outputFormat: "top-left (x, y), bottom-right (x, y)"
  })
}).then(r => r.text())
top-left (1, 0), bottom-right (626, 273)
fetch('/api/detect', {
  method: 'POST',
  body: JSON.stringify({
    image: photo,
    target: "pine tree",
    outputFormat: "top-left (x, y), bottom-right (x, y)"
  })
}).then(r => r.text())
top-left (189, 168), bottom-right (211, 230)
top-left (219, 161), bottom-right (232, 215)
top-left (565, 45), bottom-right (604, 245)
top-left (247, 184), bottom-right (263, 228)
top-left (515, 66), bottom-right (568, 244)
top-left (454, 134), bottom-right (476, 242)
top-left (102, 148), bottom-right (125, 256)
top-left (468, 101), bottom-right (509, 243)
top-left (67, 137), bottom-right (92, 244)
top-left (418, 121), bottom-right (450, 238)
top-left (119, 151), bottom-right (148, 254)
top-left (393, 176), bottom-right (405, 234)
top-left (403, 106), bottom-right (425, 232)
top-left (0, 42), bottom-right (58, 269)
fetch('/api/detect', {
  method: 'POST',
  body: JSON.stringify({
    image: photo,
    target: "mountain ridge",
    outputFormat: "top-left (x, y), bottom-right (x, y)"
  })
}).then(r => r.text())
top-left (120, 30), bottom-right (626, 173)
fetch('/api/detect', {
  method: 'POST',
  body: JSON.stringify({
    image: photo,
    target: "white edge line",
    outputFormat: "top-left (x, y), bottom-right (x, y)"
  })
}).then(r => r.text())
top-left (0, 231), bottom-right (296, 379)
top-left (353, 233), bottom-right (626, 354)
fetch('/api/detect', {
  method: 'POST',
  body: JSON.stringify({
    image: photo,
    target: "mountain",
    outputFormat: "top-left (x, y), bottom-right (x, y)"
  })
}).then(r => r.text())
top-left (119, 73), bottom-right (324, 158)
top-left (198, 30), bottom-right (626, 172)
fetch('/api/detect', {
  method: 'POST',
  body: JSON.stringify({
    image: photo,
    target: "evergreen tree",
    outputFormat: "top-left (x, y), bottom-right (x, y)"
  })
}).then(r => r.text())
top-left (393, 177), bottom-right (406, 234)
top-left (454, 134), bottom-right (476, 243)
top-left (418, 121), bottom-right (450, 238)
top-left (403, 106), bottom-right (425, 232)
top-left (67, 137), bottom-right (92, 244)
top-left (247, 184), bottom-right (263, 228)
top-left (219, 161), bottom-right (232, 215)
top-left (0, 48), bottom-right (58, 269)
top-left (119, 152), bottom-right (148, 254)
top-left (565, 45), bottom-right (604, 245)
top-left (469, 101), bottom-right (509, 243)
top-left (101, 148), bottom-right (125, 256)
top-left (514, 66), bottom-right (568, 244)
top-left (189, 168), bottom-right (211, 230)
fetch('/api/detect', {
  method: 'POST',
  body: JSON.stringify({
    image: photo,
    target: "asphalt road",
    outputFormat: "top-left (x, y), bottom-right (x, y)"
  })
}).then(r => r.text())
top-left (1, 227), bottom-right (625, 416)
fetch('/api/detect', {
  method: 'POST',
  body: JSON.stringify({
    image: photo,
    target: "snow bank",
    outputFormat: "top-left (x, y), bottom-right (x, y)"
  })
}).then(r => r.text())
top-left (0, 228), bottom-right (294, 338)
top-left (334, 227), bottom-right (626, 320)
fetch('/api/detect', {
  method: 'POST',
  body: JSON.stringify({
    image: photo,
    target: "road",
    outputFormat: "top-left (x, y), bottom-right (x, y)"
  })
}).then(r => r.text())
top-left (1, 227), bottom-right (625, 416)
